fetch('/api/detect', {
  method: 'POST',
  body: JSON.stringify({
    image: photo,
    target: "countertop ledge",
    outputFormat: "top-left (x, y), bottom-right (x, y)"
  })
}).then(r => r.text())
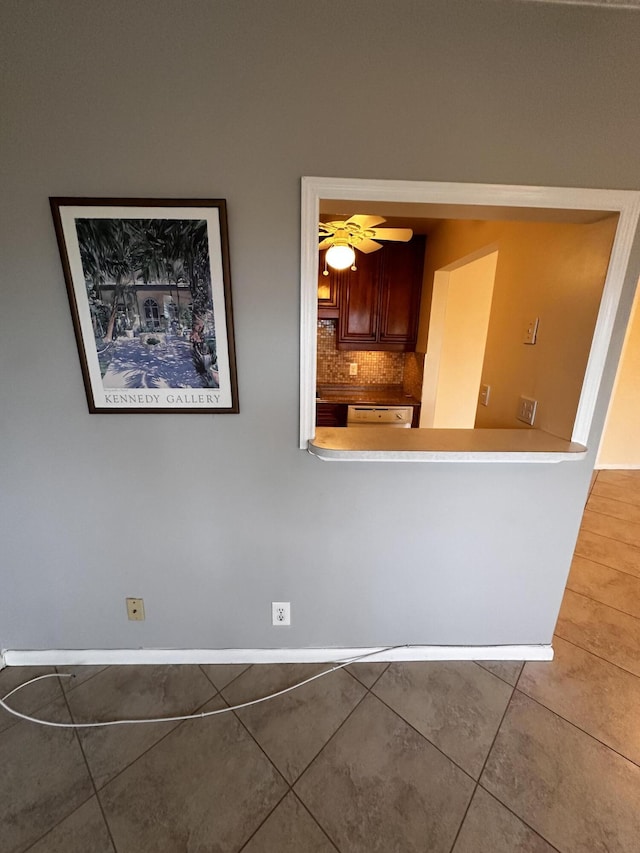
top-left (308, 427), bottom-right (587, 463)
top-left (316, 385), bottom-right (421, 406)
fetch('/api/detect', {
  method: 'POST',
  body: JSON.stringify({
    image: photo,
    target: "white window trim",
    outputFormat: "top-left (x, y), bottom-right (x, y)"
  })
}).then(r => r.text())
top-left (300, 177), bottom-right (640, 453)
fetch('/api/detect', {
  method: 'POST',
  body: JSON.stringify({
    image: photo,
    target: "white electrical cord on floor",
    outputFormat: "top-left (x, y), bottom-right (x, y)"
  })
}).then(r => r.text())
top-left (0, 646), bottom-right (406, 730)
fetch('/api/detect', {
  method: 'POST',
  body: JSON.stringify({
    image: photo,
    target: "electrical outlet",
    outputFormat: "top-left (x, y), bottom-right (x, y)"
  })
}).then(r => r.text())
top-left (349, 362), bottom-right (358, 376)
top-left (516, 396), bottom-right (537, 426)
top-left (479, 384), bottom-right (490, 406)
top-left (126, 597), bottom-right (145, 621)
top-left (272, 601), bottom-right (291, 626)
top-left (524, 317), bottom-right (539, 345)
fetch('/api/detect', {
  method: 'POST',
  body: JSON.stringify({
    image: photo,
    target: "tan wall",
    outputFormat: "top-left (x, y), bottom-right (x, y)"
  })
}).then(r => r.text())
top-left (597, 281), bottom-right (640, 467)
top-left (417, 217), bottom-right (618, 440)
top-left (421, 251), bottom-right (497, 428)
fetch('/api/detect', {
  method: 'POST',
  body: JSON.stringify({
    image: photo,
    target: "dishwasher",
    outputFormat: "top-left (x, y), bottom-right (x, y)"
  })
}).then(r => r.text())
top-left (347, 405), bottom-right (413, 428)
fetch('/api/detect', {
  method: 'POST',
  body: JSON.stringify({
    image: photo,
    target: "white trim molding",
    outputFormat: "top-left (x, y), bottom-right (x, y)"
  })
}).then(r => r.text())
top-left (300, 177), bottom-right (640, 453)
top-left (3, 644), bottom-right (553, 667)
top-left (595, 463), bottom-right (640, 470)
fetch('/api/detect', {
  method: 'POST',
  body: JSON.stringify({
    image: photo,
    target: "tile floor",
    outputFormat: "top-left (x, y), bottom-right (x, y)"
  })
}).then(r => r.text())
top-left (2, 469), bottom-right (640, 852)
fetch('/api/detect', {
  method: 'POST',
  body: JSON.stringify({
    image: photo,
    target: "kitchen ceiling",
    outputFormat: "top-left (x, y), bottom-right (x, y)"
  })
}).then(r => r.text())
top-left (319, 199), bottom-right (616, 237)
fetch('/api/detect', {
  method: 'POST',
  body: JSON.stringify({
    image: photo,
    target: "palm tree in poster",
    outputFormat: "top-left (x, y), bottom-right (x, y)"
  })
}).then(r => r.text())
top-left (166, 219), bottom-right (212, 345)
top-left (76, 219), bottom-right (140, 344)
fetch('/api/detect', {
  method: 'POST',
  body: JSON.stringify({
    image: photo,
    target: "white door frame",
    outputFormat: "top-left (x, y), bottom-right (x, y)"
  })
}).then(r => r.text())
top-left (300, 177), bottom-right (640, 449)
top-left (421, 247), bottom-right (498, 429)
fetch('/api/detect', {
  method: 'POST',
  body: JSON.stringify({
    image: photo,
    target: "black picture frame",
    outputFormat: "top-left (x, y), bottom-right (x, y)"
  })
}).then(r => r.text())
top-left (50, 197), bottom-right (239, 414)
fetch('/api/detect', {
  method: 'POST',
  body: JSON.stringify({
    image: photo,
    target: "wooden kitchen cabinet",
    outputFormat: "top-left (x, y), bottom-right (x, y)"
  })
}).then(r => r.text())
top-left (317, 259), bottom-right (340, 318)
top-left (316, 402), bottom-right (348, 427)
top-left (378, 238), bottom-right (425, 347)
top-left (336, 236), bottom-right (425, 351)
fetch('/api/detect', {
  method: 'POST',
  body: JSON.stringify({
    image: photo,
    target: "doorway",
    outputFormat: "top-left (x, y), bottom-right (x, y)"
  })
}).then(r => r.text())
top-left (421, 249), bottom-right (498, 429)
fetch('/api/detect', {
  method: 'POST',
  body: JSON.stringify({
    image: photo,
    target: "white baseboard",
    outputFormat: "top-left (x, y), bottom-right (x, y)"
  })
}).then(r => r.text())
top-left (595, 463), bottom-right (640, 470)
top-left (1, 644), bottom-right (553, 667)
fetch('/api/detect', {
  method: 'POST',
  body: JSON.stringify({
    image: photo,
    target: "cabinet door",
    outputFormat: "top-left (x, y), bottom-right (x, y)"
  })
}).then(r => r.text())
top-left (317, 254), bottom-right (340, 318)
top-left (316, 402), bottom-right (347, 427)
top-left (336, 251), bottom-right (380, 348)
top-left (378, 236), bottom-right (425, 349)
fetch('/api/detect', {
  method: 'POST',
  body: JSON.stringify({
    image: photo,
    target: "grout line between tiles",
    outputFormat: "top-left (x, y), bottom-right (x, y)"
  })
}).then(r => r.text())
top-left (76, 680), bottom-right (220, 794)
top-left (565, 581), bottom-right (640, 621)
top-left (552, 633), bottom-right (640, 681)
top-left (0, 669), bottom-right (65, 739)
top-left (20, 792), bottom-right (100, 853)
top-left (571, 552), bottom-right (640, 582)
top-left (230, 668), bottom-right (369, 852)
top-left (287, 673), bottom-right (391, 849)
top-left (347, 660), bottom-right (391, 691)
top-left (474, 660), bottom-right (523, 688)
top-left (217, 685), bottom-right (291, 791)
top-left (370, 690), bottom-right (477, 786)
top-left (295, 676), bottom-right (378, 779)
top-left (235, 784), bottom-right (290, 852)
top-left (4, 681), bottom-right (108, 853)
top-left (223, 680), bottom-right (295, 852)
top-left (590, 492), bottom-right (640, 511)
top-left (446, 681), bottom-right (517, 853)
top-left (563, 587), bottom-right (640, 625)
top-left (475, 783), bottom-right (563, 853)
top-left (198, 662), bottom-right (252, 694)
top-left (280, 667), bottom-right (371, 787)
top-left (59, 680), bottom-right (119, 853)
top-left (56, 665), bottom-right (108, 695)
top-left (587, 492), bottom-right (640, 513)
top-left (572, 549), bottom-right (640, 581)
top-left (513, 686), bottom-right (640, 771)
top-left (582, 510), bottom-right (640, 541)
top-left (283, 666), bottom-right (390, 785)
top-left (593, 470), bottom-right (640, 480)
top-left (579, 521), bottom-right (640, 550)
top-left (290, 791), bottom-right (342, 853)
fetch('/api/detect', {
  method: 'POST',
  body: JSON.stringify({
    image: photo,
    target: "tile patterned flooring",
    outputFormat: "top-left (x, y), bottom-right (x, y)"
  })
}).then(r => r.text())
top-left (2, 469), bottom-right (640, 852)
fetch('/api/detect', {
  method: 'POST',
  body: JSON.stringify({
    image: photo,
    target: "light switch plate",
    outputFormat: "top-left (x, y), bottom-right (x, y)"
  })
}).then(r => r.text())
top-left (524, 317), bottom-right (539, 345)
top-left (479, 384), bottom-right (490, 406)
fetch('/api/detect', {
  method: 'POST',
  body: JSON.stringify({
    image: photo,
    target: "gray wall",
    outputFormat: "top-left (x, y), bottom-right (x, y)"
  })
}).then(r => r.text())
top-left (2, 0), bottom-right (639, 652)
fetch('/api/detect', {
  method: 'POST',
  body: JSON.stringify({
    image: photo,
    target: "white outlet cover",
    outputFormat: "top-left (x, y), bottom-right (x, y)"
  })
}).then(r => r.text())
top-left (517, 396), bottom-right (537, 426)
top-left (272, 601), bottom-right (291, 626)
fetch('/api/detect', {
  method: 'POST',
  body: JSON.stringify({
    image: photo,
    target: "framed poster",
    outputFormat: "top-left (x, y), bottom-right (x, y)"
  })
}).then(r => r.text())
top-left (50, 197), bottom-right (239, 413)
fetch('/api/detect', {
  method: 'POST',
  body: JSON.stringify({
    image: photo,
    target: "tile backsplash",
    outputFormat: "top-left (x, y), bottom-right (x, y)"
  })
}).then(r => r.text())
top-left (317, 319), bottom-right (423, 388)
top-left (402, 351), bottom-right (425, 399)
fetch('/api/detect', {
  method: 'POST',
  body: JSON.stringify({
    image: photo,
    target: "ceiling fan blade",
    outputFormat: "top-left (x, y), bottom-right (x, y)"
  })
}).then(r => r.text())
top-left (346, 214), bottom-right (386, 230)
top-left (318, 238), bottom-right (334, 250)
top-left (355, 238), bottom-right (383, 254)
top-left (369, 228), bottom-right (413, 242)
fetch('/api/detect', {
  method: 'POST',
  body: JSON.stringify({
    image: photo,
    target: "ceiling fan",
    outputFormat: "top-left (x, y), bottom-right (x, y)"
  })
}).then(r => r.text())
top-left (318, 215), bottom-right (413, 272)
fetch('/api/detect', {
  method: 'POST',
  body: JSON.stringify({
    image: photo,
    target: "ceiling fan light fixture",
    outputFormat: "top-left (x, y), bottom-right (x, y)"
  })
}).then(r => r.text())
top-left (326, 242), bottom-right (355, 271)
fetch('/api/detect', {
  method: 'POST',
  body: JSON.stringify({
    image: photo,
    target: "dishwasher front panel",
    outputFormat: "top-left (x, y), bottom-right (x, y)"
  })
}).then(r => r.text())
top-left (347, 405), bottom-right (413, 427)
